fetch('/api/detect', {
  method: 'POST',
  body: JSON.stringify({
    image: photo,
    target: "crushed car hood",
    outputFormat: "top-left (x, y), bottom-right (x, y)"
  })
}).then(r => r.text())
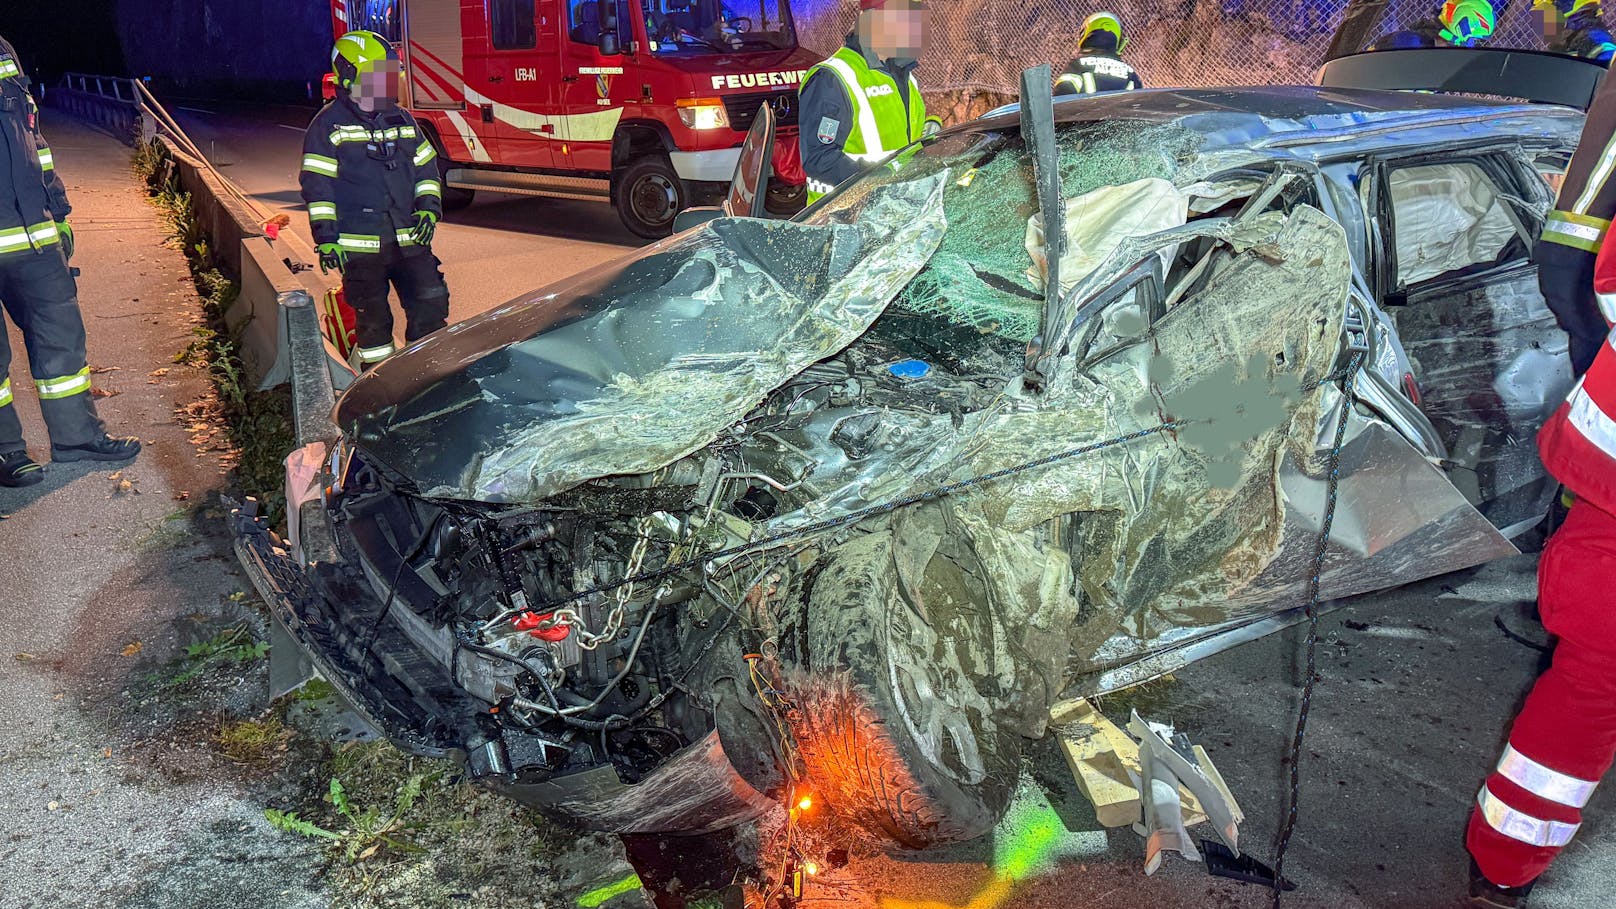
top-left (334, 173), bottom-right (950, 503)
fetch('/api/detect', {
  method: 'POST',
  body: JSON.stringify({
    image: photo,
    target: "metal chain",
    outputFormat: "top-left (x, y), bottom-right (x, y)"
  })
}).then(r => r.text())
top-left (543, 419), bottom-right (1192, 610)
top-left (1272, 350), bottom-right (1365, 904)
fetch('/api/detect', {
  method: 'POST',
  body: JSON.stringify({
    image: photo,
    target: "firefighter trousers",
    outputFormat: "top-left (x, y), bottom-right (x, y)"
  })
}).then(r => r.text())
top-left (0, 246), bottom-right (105, 454)
top-left (1467, 501), bottom-right (1616, 887)
top-left (340, 241), bottom-right (449, 363)
top-left (1537, 239), bottom-right (1607, 377)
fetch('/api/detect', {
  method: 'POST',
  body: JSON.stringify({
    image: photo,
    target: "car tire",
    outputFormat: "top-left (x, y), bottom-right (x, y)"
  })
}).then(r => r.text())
top-left (616, 156), bottom-right (686, 239)
top-left (764, 179), bottom-right (806, 217)
top-left (787, 531), bottom-right (1020, 849)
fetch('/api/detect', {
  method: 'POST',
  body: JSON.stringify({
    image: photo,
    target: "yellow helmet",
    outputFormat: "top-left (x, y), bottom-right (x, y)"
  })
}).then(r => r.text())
top-left (332, 30), bottom-right (394, 91)
top-left (1441, 0), bottom-right (1497, 45)
top-left (1081, 12), bottom-right (1127, 53)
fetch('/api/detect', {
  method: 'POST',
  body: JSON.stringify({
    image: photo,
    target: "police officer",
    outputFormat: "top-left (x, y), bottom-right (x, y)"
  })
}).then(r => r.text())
top-left (799, 0), bottom-right (935, 204)
top-left (1055, 12), bottom-right (1143, 96)
top-left (1370, 0), bottom-right (1496, 48)
top-left (1536, 0), bottom-right (1616, 63)
top-left (300, 31), bottom-right (448, 369)
top-left (0, 35), bottom-right (139, 487)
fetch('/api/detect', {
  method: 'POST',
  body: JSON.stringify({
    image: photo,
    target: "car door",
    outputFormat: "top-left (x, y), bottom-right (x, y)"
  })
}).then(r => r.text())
top-left (481, 0), bottom-right (560, 167)
top-left (1365, 148), bottom-right (1574, 536)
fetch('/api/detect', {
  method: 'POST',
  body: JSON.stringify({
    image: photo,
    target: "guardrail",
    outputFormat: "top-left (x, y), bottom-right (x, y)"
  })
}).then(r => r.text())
top-left (53, 72), bottom-right (155, 143)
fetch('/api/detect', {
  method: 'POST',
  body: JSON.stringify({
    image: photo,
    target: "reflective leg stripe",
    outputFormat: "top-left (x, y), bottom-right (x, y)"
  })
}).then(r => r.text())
top-left (337, 234), bottom-right (382, 253)
top-left (1597, 291), bottom-right (1616, 327)
top-left (0, 221), bottom-right (60, 254)
top-left (1477, 786), bottom-right (1580, 848)
top-left (0, 378), bottom-right (11, 407)
top-left (36, 367), bottom-right (91, 400)
top-left (1497, 745), bottom-right (1599, 808)
top-left (414, 142), bottom-right (437, 167)
top-left (355, 343), bottom-right (396, 364)
top-left (1544, 211), bottom-right (1609, 253)
top-left (1567, 373), bottom-right (1616, 458)
top-left (307, 202), bottom-right (338, 222)
top-left (415, 179), bottom-right (442, 198)
top-left (37, 148), bottom-right (54, 172)
top-left (302, 154), bottom-right (339, 177)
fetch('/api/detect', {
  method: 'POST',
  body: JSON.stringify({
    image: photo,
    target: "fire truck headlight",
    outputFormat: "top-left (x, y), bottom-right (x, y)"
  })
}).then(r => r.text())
top-left (677, 98), bottom-right (730, 130)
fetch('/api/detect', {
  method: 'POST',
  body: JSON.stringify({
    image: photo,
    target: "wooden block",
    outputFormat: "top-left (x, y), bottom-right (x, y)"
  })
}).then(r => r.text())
top-left (1051, 698), bottom-right (1210, 828)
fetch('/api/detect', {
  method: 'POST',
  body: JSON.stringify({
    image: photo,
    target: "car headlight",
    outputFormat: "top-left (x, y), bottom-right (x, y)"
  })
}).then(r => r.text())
top-left (677, 98), bottom-right (730, 130)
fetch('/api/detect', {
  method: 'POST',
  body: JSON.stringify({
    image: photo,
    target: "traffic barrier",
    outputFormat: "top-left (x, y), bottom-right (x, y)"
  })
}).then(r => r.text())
top-left (51, 73), bottom-right (155, 144)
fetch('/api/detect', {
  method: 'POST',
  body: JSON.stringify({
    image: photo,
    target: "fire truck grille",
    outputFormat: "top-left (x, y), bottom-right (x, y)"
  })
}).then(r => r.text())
top-left (723, 91), bottom-right (800, 131)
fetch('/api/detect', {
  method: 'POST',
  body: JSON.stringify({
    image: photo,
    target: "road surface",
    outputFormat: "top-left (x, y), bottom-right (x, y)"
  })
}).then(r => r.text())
top-left (167, 100), bottom-right (642, 325)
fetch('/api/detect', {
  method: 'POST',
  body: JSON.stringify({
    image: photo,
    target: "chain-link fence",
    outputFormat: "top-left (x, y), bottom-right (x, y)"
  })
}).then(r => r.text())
top-left (792, 0), bottom-right (1560, 122)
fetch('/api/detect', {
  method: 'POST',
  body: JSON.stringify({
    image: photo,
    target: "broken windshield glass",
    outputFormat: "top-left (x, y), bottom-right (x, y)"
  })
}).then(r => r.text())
top-left (336, 172), bottom-right (950, 503)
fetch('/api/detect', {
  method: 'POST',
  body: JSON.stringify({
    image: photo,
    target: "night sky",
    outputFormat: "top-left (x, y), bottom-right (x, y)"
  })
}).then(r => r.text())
top-left (0, 2), bottom-right (126, 82)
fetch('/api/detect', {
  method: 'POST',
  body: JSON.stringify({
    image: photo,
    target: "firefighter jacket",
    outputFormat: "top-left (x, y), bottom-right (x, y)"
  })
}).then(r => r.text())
top-left (1544, 70), bottom-right (1616, 254)
top-left (300, 95), bottom-right (442, 255)
top-left (799, 35), bottom-right (928, 204)
top-left (1368, 18), bottom-right (1449, 49)
top-left (1539, 226), bottom-right (1616, 515)
top-left (1558, 10), bottom-right (1616, 62)
top-left (0, 36), bottom-right (68, 259)
top-left (1055, 51), bottom-right (1143, 96)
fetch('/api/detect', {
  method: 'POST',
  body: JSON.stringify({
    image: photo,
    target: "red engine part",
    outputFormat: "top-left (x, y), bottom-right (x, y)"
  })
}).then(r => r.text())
top-left (513, 611), bottom-right (572, 642)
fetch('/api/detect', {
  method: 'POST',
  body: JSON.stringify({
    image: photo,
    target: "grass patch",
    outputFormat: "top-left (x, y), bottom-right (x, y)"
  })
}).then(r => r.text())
top-left (164, 624), bottom-right (269, 687)
top-left (216, 715), bottom-right (293, 765)
top-left (135, 140), bottom-right (295, 525)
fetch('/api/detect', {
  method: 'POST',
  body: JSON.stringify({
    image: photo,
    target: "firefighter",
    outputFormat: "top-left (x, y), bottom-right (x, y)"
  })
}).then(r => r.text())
top-left (1463, 241), bottom-right (1616, 909)
top-left (1536, 70), bottom-right (1616, 377)
top-left (1535, 0), bottom-right (1616, 62)
top-left (798, 0), bottom-right (933, 204)
top-left (1371, 0), bottom-right (1496, 48)
top-left (1054, 12), bottom-right (1143, 96)
top-left (300, 30), bottom-right (448, 369)
top-left (0, 35), bottom-right (139, 487)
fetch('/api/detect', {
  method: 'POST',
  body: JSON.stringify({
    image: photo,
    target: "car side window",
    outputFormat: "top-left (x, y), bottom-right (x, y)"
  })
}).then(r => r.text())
top-left (492, 0), bottom-right (538, 49)
top-left (1385, 160), bottom-right (1527, 291)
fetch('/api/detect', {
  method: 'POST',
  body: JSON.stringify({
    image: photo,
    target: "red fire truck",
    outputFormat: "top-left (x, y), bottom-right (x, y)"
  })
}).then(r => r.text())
top-left (328, 0), bottom-right (815, 237)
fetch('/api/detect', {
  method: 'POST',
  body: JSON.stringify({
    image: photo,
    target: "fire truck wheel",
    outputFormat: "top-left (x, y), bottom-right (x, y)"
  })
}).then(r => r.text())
top-left (616, 157), bottom-right (686, 239)
top-left (786, 529), bottom-right (1020, 849)
top-left (442, 185), bottom-right (476, 212)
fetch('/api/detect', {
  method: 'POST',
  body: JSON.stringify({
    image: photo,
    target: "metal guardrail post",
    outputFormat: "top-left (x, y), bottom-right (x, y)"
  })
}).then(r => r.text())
top-left (280, 290), bottom-right (341, 448)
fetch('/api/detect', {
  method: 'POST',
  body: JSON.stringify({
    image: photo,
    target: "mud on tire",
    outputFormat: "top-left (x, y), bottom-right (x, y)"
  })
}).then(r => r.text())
top-left (786, 530), bottom-right (1021, 849)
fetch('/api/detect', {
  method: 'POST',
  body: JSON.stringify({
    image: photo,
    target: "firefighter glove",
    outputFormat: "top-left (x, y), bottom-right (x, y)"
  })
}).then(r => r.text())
top-left (318, 242), bottom-right (348, 275)
top-left (56, 221), bottom-right (73, 261)
top-left (410, 211), bottom-right (438, 247)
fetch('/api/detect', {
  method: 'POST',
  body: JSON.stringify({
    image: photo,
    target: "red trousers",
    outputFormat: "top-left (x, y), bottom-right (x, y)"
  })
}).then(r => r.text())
top-left (1467, 501), bottom-right (1616, 887)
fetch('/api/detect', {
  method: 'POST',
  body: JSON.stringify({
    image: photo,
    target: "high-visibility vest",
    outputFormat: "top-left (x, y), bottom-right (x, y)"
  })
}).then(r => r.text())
top-left (1539, 226), bottom-right (1616, 515)
top-left (803, 47), bottom-right (928, 204)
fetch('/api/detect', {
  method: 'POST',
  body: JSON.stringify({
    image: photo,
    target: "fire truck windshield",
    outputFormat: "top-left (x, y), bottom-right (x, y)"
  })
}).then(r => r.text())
top-left (643, 0), bottom-right (797, 53)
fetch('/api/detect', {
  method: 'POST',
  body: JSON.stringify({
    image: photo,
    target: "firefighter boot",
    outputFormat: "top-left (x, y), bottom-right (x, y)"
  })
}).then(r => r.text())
top-left (0, 449), bottom-right (43, 487)
top-left (1469, 860), bottom-right (1535, 908)
top-left (52, 435), bottom-right (140, 463)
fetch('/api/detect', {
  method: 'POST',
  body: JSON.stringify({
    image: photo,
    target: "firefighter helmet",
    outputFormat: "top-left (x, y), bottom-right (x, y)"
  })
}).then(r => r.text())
top-left (332, 30), bottom-right (394, 92)
top-left (1080, 11), bottom-right (1127, 52)
top-left (1441, 0), bottom-right (1497, 44)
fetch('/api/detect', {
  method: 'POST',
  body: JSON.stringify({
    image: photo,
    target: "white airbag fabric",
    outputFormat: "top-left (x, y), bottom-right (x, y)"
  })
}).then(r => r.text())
top-left (1389, 163), bottom-right (1517, 287)
top-left (1027, 178), bottom-right (1190, 292)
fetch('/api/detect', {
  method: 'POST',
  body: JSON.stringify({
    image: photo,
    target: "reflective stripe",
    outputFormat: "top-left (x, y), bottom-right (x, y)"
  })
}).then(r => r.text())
top-left (1597, 291), bottom-right (1616, 327)
top-left (0, 378), bottom-right (11, 407)
top-left (1544, 211), bottom-right (1607, 253)
top-left (1567, 373), bottom-right (1616, 459)
top-left (302, 154), bottom-right (339, 177)
top-left (337, 234), bottom-right (382, 252)
top-left (818, 56), bottom-right (889, 162)
top-left (36, 367), bottom-right (90, 400)
top-left (415, 179), bottom-right (442, 198)
top-left (414, 142), bottom-right (436, 167)
top-left (1477, 786), bottom-right (1580, 848)
top-left (37, 148), bottom-right (53, 171)
top-left (1574, 134), bottom-right (1616, 215)
top-left (307, 202), bottom-right (338, 222)
top-left (395, 229), bottom-right (419, 247)
top-left (0, 59), bottom-right (19, 79)
top-left (0, 221), bottom-right (60, 254)
top-left (356, 343), bottom-right (396, 363)
top-left (328, 124), bottom-right (418, 146)
top-left (1498, 744), bottom-right (1599, 809)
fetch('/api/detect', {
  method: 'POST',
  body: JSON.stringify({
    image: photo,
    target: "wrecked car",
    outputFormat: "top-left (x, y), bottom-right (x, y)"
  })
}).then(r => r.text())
top-left (238, 76), bottom-right (1589, 851)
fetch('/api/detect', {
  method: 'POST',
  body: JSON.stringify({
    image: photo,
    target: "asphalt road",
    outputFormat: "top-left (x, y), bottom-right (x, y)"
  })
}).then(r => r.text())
top-left (166, 99), bottom-right (643, 325)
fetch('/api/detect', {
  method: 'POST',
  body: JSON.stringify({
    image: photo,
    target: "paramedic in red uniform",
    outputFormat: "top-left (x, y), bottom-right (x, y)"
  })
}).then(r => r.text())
top-left (1464, 233), bottom-right (1616, 907)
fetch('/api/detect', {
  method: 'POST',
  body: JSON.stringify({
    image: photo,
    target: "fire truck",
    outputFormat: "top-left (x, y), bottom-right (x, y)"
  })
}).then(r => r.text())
top-left (328, 0), bottom-right (816, 237)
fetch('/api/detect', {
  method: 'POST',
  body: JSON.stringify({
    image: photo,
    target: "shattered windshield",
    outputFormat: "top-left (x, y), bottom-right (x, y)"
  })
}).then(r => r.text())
top-left (645, 0), bottom-right (796, 52)
top-left (336, 173), bottom-right (948, 503)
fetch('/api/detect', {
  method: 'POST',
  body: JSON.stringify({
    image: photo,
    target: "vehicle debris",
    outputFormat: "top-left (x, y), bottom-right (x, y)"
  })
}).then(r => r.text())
top-left (1126, 711), bottom-right (1243, 875)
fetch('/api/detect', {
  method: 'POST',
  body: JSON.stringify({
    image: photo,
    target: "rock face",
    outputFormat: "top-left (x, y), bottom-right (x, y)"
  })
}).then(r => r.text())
top-left (116, 0), bottom-right (332, 99)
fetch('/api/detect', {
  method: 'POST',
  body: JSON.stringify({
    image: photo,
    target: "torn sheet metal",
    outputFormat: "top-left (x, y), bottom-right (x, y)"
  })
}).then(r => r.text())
top-left (334, 172), bottom-right (950, 503)
top-left (1131, 739), bottom-right (1199, 875)
top-left (1127, 712), bottom-right (1242, 853)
